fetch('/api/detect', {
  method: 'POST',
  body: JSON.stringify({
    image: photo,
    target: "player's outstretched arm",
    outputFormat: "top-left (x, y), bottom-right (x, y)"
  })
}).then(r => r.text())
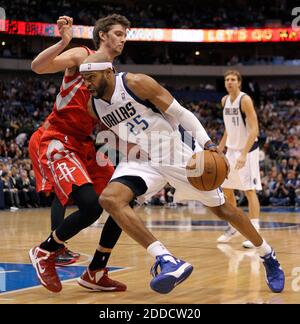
top-left (125, 73), bottom-right (211, 148)
top-left (31, 16), bottom-right (87, 74)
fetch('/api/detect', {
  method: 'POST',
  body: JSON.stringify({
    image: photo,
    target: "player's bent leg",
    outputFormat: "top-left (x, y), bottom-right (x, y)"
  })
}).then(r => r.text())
top-left (50, 195), bottom-right (66, 231)
top-left (100, 181), bottom-right (157, 249)
top-left (78, 216), bottom-right (127, 292)
top-left (242, 190), bottom-right (261, 249)
top-left (80, 159), bottom-right (146, 291)
top-left (55, 184), bottom-right (102, 242)
top-left (217, 189), bottom-right (240, 243)
top-left (209, 200), bottom-right (262, 247)
top-left (209, 201), bottom-right (284, 292)
top-left (49, 195), bottom-right (81, 265)
top-left (29, 184), bottom-right (102, 292)
top-left (100, 177), bottom-right (193, 294)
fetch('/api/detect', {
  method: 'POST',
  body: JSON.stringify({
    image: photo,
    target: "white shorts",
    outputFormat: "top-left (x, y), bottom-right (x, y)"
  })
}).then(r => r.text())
top-left (222, 147), bottom-right (262, 191)
top-left (110, 160), bottom-right (225, 207)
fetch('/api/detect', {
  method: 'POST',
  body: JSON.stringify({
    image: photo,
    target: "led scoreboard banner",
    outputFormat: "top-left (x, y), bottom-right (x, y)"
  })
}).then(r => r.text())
top-left (0, 19), bottom-right (300, 42)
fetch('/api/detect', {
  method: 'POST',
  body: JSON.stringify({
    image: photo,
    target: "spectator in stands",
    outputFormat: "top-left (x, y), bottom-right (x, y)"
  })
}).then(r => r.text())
top-left (17, 170), bottom-right (32, 208)
top-left (288, 157), bottom-right (300, 173)
top-left (285, 170), bottom-right (298, 206)
top-left (269, 173), bottom-right (290, 206)
top-left (0, 162), bottom-right (5, 176)
top-left (0, 76), bottom-right (299, 208)
top-left (279, 159), bottom-right (288, 178)
top-left (2, 171), bottom-right (20, 210)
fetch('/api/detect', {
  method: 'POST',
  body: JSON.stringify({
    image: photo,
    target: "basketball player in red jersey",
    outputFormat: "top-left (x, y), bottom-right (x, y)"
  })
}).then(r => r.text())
top-left (28, 120), bottom-right (79, 266)
top-left (29, 14), bottom-right (130, 293)
top-left (28, 122), bottom-right (53, 196)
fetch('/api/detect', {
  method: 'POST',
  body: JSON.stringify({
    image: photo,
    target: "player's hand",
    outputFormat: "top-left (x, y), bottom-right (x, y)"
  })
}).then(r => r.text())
top-left (204, 141), bottom-right (230, 177)
top-left (217, 145), bottom-right (226, 154)
top-left (235, 153), bottom-right (246, 170)
top-left (57, 16), bottom-right (73, 45)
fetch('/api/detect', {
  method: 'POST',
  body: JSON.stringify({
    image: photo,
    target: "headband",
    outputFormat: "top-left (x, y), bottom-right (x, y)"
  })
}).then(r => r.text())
top-left (79, 62), bottom-right (113, 72)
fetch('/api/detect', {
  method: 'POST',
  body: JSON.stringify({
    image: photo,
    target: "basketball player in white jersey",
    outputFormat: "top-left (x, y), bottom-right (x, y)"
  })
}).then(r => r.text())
top-left (217, 70), bottom-right (262, 249)
top-left (78, 53), bottom-right (285, 294)
top-left (29, 14), bottom-right (130, 293)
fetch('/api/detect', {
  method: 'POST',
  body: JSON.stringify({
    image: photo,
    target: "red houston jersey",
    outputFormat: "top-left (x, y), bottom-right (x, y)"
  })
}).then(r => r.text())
top-left (47, 46), bottom-right (96, 138)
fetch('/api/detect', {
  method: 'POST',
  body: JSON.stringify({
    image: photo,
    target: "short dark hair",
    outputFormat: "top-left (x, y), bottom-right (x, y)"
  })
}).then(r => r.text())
top-left (93, 14), bottom-right (131, 49)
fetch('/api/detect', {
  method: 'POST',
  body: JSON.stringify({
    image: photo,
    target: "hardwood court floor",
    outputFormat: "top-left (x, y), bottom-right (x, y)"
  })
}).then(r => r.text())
top-left (0, 205), bottom-right (299, 304)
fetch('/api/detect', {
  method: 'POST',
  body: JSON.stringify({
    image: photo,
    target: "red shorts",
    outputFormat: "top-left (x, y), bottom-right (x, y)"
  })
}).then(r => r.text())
top-left (39, 127), bottom-right (114, 206)
top-left (28, 126), bottom-right (53, 193)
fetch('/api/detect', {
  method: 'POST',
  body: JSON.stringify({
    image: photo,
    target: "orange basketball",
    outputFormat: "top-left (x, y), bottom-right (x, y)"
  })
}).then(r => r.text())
top-left (186, 150), bottom-right (228, 191)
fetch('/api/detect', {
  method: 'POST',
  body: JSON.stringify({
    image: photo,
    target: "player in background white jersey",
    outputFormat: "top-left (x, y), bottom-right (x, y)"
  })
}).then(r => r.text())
top-left (217, 70), bottom-right (262, 249)
top-left (78, 53), bottom-right (284, 294)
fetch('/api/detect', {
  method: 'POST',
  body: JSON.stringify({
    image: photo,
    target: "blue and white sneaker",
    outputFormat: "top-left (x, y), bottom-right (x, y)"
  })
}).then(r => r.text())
top-left (150, 254), bottom-right (193, 294)
top-left (260, 249), bottom-right (285, 293)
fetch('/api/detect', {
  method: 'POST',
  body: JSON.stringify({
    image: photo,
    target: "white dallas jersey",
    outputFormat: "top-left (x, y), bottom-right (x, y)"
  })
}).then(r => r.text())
top-left (223, 91), bottom-right (255, 150)
top-left (92, 73), bottom-right (197, 164)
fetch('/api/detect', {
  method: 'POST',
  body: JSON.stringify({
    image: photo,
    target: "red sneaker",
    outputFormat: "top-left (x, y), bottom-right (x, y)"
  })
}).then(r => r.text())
top-left (55, 247), bottom-right (76, 267)
top-left (65, 248), bottom-right (80, 259)
top-left (78, 268), bottom-right (127, 292)
top-left (29, 246), bottom-right (62, 292)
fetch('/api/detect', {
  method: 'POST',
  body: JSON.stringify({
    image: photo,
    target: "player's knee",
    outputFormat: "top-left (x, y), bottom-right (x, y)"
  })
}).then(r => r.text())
top-left (84, 200), bottom-right (102, 225)
top-left (100, 177), bottom-right (140, 212)
top-left (72, 184), bottom-right (103, 225)
top-left (99, 191), bottom-right (120, 213)
top-left (211, 202), bottom-right (236, 221)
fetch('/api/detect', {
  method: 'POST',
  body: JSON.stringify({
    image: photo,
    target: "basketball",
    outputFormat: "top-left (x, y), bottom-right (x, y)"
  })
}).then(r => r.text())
top-left (186, 150), bottom-right (228, 191)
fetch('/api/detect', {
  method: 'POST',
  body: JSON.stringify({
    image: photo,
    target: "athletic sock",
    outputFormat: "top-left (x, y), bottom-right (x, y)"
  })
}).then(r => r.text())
top-left (89, 250), bottom-right (111, 271)
top-left (40, 233), bottom-right (64, 252)
top-left (258, 239), bottom-right (272, 257)
top-left (147, 241), bottom-right (171, 258)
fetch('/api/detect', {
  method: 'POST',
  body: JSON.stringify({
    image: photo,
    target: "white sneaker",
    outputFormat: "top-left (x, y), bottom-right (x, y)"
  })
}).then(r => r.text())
top-left (217, 226), bottom-right (240, 243)
top-left (10, 206), bottom-right (19, 212)
top-left (242, 240), bottom-right (256, 249)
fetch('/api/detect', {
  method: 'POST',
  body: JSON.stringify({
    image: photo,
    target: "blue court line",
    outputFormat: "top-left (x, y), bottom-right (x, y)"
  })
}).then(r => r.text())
top-left (147, 220), bottom-right (300, 231)
top-left (0, 263), bottom-right (124, 294)
top-left (260, 206), bottom-right (300, 213)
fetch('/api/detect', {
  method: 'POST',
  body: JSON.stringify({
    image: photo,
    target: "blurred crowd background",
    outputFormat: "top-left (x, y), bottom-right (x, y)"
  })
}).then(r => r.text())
top-left (0, 0), bottom-right (299, 209)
